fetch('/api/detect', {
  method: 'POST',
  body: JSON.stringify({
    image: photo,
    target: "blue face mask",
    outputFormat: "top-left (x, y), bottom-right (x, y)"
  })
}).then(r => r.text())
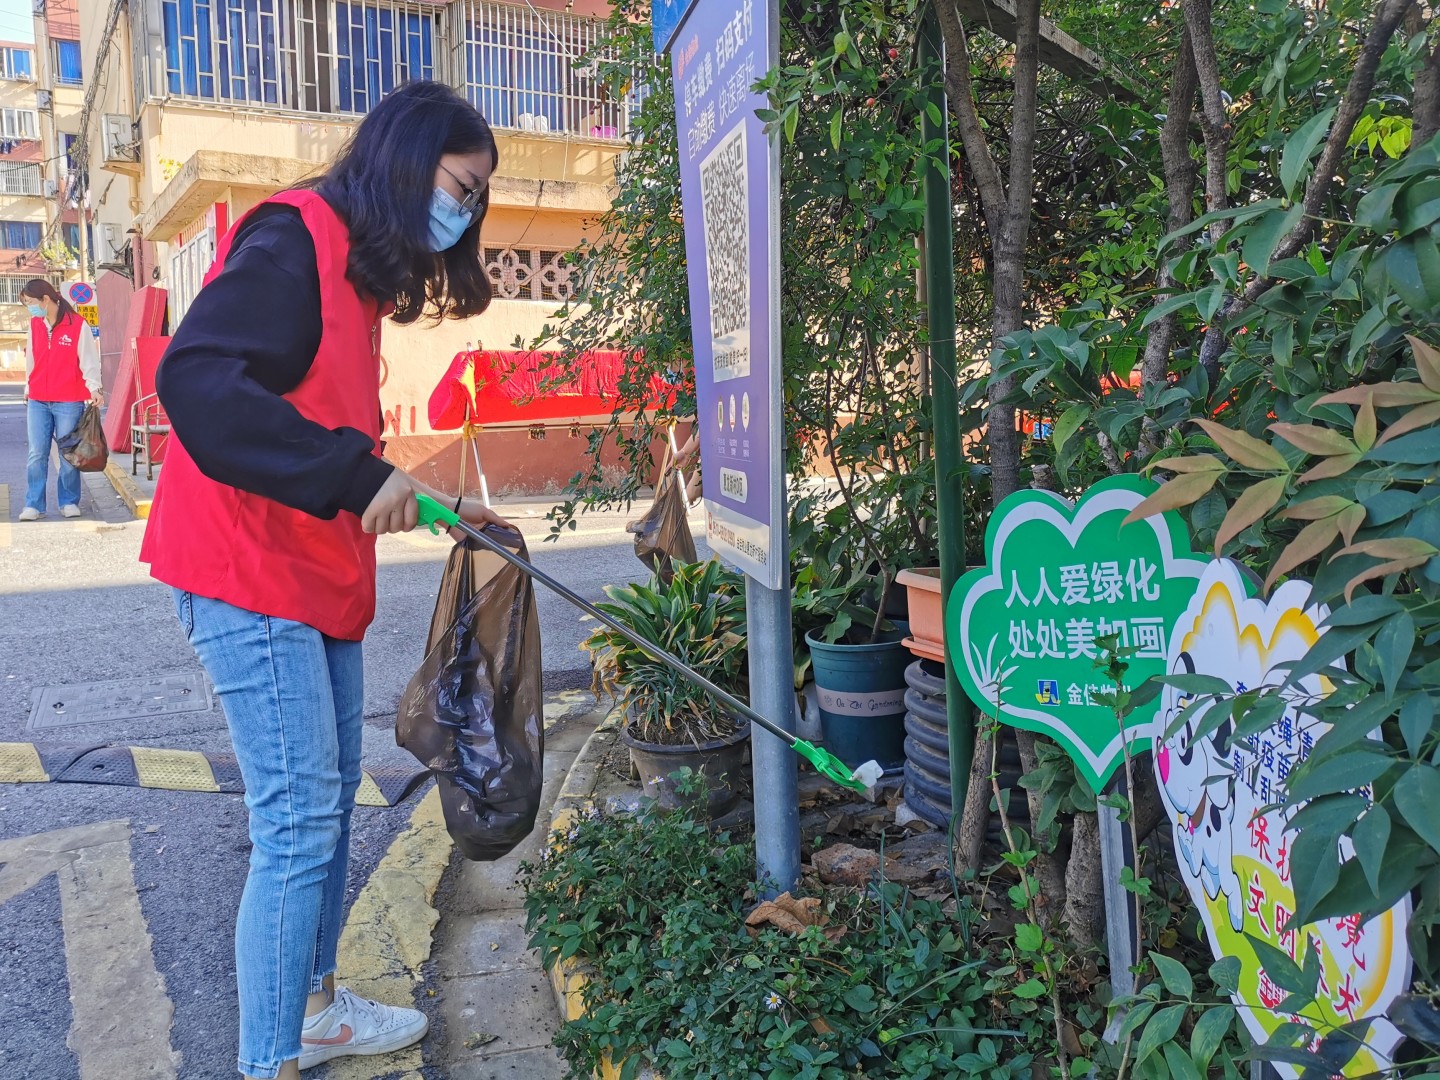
top-left (427, 187), bottom-right (472, 252)
top-left (25, 303), bottom-right (45, 319)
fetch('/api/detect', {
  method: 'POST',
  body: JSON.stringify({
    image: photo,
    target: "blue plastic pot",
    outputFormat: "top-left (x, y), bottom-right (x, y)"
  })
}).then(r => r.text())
top-left (805, 623), bottom-right (910, 772)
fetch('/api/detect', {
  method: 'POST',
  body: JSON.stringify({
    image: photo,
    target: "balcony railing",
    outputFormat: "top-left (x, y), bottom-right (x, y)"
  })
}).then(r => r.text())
top-left (131, 0), bottom-right (639, 138)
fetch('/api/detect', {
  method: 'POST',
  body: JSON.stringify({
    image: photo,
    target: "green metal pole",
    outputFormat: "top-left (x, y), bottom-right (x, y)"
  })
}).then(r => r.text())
top-left (918, 4), bottom-right (974, 823)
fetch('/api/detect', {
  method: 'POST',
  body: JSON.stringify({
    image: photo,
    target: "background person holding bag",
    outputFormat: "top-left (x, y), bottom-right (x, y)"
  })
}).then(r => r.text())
top-left (141, 82), bottom-right (510, 1080)
top-left (19, 278), bottom-right (102, 520)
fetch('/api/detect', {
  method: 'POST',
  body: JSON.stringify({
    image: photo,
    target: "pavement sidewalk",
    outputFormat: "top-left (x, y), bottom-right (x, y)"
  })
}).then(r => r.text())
top-left (424, 691), bottom-right (611, 1079)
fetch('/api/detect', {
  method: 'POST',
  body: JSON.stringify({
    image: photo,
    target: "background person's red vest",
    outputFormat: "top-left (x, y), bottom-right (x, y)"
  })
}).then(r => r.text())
top-left (141, 190), bottom-right (385, 641)
top-left (28, 312), bottom-right (90, 402)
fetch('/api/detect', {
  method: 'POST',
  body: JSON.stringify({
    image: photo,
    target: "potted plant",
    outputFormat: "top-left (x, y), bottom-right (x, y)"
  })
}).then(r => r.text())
top-left (583, 559), bottom-right (750, 817)
top-left (793, 556), bottom-right (910, 773)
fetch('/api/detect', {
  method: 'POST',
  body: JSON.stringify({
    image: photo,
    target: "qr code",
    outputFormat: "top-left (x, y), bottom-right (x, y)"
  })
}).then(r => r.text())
top-left (699, 125), bottom-right (751, 378)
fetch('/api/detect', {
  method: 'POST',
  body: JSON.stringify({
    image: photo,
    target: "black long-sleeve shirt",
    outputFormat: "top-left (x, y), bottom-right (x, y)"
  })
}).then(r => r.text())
top-left (156, 203), bottom-right (394, 519)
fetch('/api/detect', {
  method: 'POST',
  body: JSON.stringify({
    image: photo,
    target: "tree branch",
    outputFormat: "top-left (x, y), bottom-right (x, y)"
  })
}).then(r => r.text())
top-left (1410, 7), bottom-right (1439, 148)
top-left (936, 0), bottom-right (1007, 246)
top-left (1259, 0), bottom-right (1418, 275)
top-left (1139, 29), bottom-right (1200, 458)
top-left (1181, 0), bottom-right (1230, 246)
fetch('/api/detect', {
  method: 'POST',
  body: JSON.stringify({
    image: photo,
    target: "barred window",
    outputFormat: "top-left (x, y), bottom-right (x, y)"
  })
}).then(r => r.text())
top-left (156, 0), bottom-right (434, 113)
top-left (0, 276), bottom-right (58, 303)
top-left (483, 246), bottom-right (575, 304)
top-left (0, 162), bottom-right (42, 196)
top-left (459, 1), bottom-right (642, 138)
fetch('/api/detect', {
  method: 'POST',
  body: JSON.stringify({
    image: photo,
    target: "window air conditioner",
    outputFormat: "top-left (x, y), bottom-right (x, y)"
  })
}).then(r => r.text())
top-left (42, 178), bottom-right (57, 197)
top-left (36, 89), bottom-right (51, 111)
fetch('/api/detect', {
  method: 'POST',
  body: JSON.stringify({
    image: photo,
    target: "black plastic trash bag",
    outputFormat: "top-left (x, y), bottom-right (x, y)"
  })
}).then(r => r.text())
top-left (58, 404), bottom-right (107, 472)
top-left (626, 463), bottom-right (697, 583)
top-left (397, 528), bottom-right (544, 861)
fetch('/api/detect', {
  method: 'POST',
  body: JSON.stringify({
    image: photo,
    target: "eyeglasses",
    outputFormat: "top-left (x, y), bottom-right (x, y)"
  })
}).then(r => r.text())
top-left (439, 163), bottom-right (488, 220)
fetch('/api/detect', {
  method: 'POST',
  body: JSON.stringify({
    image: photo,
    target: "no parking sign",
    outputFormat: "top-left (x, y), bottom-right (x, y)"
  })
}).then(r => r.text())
top-left (64, 281), bottom-right (99, 338)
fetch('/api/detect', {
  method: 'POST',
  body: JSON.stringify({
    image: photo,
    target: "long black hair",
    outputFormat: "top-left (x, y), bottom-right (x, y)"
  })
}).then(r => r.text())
top-left (21, 278), bottom-right (76, 321)
top-left (312, 81), bottom-right (499, 326)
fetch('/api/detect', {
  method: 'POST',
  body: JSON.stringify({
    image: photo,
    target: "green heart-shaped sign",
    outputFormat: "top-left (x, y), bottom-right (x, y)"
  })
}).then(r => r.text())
top-left (946, 474), bottom-right (1207, 792)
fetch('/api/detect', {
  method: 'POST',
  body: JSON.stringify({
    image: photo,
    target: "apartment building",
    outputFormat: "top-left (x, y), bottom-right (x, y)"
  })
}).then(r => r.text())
top-left (70, 0), bottom-right (642, 492)
top-left (0, 37), bottom-right (45, 371)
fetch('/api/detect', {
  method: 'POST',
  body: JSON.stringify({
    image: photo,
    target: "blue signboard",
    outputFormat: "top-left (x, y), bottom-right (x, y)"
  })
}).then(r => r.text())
top-left (651, 0), bottom-right (694, 54)
top-left (667, 0), bottom-right (784, 589)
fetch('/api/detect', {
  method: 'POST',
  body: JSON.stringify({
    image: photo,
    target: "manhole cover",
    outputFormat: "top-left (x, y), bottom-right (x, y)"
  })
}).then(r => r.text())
top-left (28, 672), bottom-right (213, 731)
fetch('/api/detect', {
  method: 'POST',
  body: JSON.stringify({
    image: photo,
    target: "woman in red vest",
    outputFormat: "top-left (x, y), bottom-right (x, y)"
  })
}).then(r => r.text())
top-left (20, 278), bottom-right (102, 520)
top-left (141, 82), bottom-right (509, 1080)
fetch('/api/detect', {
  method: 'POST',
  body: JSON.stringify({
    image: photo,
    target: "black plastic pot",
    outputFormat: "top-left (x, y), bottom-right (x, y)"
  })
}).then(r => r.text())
top-left (622, 721), bottom-right (750, 818)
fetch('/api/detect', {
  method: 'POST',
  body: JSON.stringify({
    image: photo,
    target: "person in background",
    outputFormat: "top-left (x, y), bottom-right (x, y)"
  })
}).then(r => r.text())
top-left (140, 81), bottom-right (509, 1080)
top-left (20, 278), bottom-right (102, 520)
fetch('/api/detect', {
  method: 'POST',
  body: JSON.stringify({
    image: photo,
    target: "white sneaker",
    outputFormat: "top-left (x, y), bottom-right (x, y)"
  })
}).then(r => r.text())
top-left (18, 507), bottom-right (40, 521)
top-left (60, 504), bottom-right (81, 518)
top-left (297, 986), bottom-right (428, 1070)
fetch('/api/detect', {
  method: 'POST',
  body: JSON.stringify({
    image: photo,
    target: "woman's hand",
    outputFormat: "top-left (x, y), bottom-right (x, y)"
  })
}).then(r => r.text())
top-left (456, 498), bottom-right (514, 533)
top-left (90, 391), bottom-right (105, 408)
top-left (361, 468), bottom-right (420, 535)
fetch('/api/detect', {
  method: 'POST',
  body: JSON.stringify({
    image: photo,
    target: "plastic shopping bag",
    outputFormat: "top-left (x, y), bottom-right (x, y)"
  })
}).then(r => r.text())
top-left (396, 528), bottom-right (544, 861)
top-left (58, 405), bottom-right (108, 472)
top-left (626, 465), bottom-right (697, 583)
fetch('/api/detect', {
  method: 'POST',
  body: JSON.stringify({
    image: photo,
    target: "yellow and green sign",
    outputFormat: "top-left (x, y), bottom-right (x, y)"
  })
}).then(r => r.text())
top-left (1156, 559), bottom-right (1410, 1076)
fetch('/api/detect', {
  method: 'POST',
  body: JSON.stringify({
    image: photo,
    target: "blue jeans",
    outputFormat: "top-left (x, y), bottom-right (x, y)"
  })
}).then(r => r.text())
top-left (173, 589), bottom-right (363, 1079)
top-left (26, 399), bottom-right (85, 512)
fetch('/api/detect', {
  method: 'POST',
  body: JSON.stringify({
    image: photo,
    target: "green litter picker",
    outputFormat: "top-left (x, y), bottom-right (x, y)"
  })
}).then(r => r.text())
top-left (415, 493), bottom-right (881, 797)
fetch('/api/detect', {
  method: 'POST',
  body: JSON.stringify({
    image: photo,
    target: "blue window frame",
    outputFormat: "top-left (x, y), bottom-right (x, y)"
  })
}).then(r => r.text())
top-left (0, 221), bottom-right (43, 249)
top-left (335, 2), bottom-right (433, 113)
top-left (55, 40), bottom-right (82, 86)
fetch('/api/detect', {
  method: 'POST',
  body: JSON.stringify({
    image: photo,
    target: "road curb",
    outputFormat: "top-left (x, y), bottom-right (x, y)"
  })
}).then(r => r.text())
top-left (538, 710), bottom-right (637, 1080)
top-left (103, 459), bottom-right (151, 519)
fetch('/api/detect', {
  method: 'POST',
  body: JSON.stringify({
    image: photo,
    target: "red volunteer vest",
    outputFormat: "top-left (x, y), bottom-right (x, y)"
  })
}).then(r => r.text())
top-left (141, 190), bottom-right (384, 641)
top-left (29, 312), bottom-right (90, 402)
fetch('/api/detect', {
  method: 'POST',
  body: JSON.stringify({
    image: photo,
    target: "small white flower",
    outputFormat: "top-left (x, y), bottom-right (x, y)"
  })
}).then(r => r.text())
top-left (764, 992), bottom-right (782, 1011)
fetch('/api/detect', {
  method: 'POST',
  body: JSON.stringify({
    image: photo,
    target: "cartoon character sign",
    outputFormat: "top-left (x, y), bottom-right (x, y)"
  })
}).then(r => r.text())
top-left (1156, 559), bottom-right (1411, 1076)
top-left (1156, 652), bottom-right (1243, 932)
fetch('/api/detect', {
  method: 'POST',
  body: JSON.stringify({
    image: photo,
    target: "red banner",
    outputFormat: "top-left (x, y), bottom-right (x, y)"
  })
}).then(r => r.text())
top-left (428, 349), bottom-right (676, 429)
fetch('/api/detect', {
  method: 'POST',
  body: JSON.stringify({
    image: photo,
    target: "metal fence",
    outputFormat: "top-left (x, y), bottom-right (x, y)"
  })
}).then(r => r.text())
top-left (458, 0), bottom-right (637, 138)
top-left (131, 0), bottom-right (639, 137)
top-left (0, 162), bottom-right (42, 196)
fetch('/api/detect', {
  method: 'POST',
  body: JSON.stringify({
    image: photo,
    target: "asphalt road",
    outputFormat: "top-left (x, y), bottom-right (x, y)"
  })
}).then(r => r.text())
top-left (0, 381), bottom-right (700, 1079)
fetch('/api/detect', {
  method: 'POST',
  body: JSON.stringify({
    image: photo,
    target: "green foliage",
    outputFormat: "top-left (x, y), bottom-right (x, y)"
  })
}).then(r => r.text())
top-left (522, 800), bottom-right (1070, 1079)
top-left (582, 560), bottom-right (748, 744)
top-left (537, 0), bottom-right (940, 580)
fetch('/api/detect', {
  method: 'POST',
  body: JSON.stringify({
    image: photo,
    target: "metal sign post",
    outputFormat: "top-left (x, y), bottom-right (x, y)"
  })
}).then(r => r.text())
top-left (1097, 778), bottom-right (1139, 1044)
top-left (661, 0), bottom-right (799, 894)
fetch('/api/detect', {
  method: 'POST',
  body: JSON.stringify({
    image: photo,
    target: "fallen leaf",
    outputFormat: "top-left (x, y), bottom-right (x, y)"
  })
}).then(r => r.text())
top-left (746, 891), bottom-right (846, 941)
top-left (464, 1032), bottom-right (499, 1050)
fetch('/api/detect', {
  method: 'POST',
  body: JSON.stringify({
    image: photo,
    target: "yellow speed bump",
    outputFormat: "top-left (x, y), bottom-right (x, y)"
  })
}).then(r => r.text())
top-left (0, 742), bottom-right (429, 807)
